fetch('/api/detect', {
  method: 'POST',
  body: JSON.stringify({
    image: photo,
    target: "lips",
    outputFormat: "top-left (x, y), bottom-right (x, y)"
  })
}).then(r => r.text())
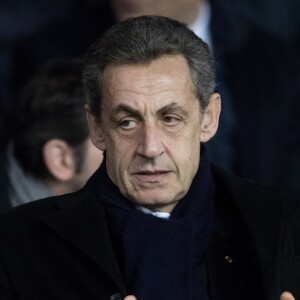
top-left (137, 171), bottom-right (169, 175)
top-left (132, 170), bottom-right (171, 183)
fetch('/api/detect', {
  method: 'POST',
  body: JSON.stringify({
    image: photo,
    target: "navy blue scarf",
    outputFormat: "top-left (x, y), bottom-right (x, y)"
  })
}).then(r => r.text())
top-left (94, 146), bottom-right (215, 299)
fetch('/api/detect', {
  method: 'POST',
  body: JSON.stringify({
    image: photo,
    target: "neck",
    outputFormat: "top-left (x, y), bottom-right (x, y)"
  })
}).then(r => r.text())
top-left (45, 178), bottom-right (74, 196)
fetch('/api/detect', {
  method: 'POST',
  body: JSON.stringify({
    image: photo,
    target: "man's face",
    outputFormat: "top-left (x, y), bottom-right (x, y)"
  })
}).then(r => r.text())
top-left (88, 55), bottom-right (220, 212)
top-left (111, 0), bottom-right (200, 24)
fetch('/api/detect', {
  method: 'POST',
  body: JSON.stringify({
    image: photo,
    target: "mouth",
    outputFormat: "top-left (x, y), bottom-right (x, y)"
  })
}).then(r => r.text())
top-left (133, 170), bottom-right (171, 183)
top-left (137, 170), bottom-right (169, 175)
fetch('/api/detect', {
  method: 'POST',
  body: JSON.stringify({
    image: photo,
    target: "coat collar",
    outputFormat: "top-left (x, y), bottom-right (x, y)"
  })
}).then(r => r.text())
top-left (41, 175), bottom-right (126, 295)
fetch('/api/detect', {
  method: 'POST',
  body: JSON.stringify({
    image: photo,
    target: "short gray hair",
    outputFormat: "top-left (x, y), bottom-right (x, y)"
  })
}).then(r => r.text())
top-left (83, 15), bottom-right (216, 120)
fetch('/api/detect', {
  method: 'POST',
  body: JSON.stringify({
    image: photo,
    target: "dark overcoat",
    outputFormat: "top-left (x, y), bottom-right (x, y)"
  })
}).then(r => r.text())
top-left (0, 166), bottom-right (299, 299)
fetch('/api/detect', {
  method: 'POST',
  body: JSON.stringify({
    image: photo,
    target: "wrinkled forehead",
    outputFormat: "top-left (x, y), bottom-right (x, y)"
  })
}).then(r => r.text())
top-left (101, 55), bottom-right (195, 97)
top-left (99, 55), bottom-right (200, 120)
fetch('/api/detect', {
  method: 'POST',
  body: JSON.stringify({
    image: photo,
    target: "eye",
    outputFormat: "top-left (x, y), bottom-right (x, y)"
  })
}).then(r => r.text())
top-left (119, 119), bottom-right (137, 129)
top-left (163, 115), bottom-right (181, 125)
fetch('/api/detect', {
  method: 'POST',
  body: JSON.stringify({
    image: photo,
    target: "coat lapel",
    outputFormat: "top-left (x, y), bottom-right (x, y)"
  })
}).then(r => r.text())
top-left (207, 166), bottom-right (285, 300)
top-left (41, 188), bottom-right (126, 294)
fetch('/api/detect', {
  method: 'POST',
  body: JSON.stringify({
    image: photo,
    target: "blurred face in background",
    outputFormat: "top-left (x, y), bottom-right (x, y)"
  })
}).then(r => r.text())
top-left (111, 0), bottom-right (201, 25)
top-left (44, 138), bottom-right (103, 196)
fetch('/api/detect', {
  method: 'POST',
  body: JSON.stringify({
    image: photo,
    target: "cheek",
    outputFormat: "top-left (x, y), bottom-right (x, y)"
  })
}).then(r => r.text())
top-left (179, 131), bottom-right (201, 176)
top-left (106, 140), bottom-right (132, 180)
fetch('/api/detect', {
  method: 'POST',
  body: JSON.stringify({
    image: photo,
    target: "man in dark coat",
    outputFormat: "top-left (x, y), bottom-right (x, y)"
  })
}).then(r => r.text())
top-left (0, 16), bottom-right (298, 300)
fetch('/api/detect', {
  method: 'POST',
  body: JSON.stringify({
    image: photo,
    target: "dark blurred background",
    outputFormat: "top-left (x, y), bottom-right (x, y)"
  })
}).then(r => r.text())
top-left (1, 0), bottom-right (300, 196)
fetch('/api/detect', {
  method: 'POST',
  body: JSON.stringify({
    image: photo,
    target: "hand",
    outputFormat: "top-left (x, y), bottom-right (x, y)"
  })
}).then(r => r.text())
top-left (280, 292), bottom-right (295, 300)
top-left (124, 296), bottom-right (137, 300)
top-left (123, 293), bottom-right (296, 300)
top-left (123, 292), bottom-right (296, 300)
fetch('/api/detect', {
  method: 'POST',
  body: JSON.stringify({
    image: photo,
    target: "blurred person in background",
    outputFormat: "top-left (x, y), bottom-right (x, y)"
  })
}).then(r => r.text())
top-left (0, 58), bottom-right (103, 211)
top-left (0, 0), bottom-right (114, 146)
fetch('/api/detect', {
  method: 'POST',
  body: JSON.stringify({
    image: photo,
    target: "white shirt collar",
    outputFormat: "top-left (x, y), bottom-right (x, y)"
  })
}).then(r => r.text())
top-left (137, 206), bottom-right (171, 219)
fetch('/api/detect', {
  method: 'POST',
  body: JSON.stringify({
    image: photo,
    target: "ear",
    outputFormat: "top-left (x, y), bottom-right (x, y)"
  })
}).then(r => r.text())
top-left (85, 105), bottom-right (106, 151)
top-left (200, 93), bottom-right (221, 142)
top-left (43, 139), bottom-right (76, 181)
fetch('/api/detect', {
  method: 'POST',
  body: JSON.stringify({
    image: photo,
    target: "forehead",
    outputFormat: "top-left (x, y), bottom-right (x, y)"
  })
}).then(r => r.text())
top-left (102, 55), bottom-right (195, 100)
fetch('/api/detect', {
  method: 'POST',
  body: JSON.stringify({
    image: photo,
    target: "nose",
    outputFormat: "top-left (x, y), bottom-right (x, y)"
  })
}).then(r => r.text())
top-left (136, 124), bottom-right (164, 159)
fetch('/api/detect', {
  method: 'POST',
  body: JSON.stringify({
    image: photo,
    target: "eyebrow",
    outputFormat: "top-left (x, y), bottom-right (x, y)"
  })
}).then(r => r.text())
top-left (157, 103), bottom-right (189, 118)
top-left (110, 104), bottom-right (142, 122)
top-left (110, 102), bottom-right (189, 121)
